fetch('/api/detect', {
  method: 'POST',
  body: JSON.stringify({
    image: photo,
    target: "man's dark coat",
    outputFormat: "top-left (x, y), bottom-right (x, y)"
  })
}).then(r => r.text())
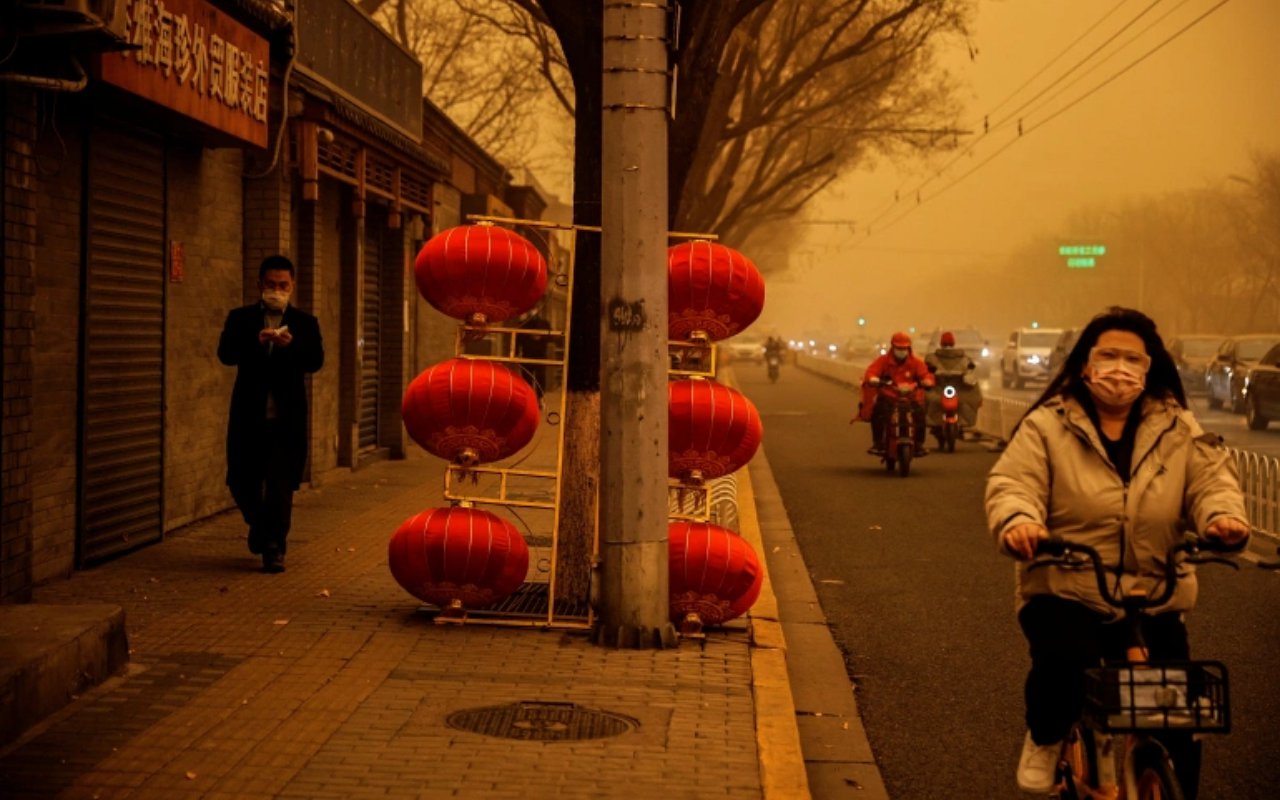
top-left (218, 303), bottom-right (324, 489)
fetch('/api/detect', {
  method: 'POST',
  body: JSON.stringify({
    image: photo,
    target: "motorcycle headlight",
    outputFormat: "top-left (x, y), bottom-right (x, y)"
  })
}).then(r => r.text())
top-left (1026, 354), bottom-right (1041, 365)
top-left (943, 385), bottom-right (957, 399)
top-left (981, 347), bottom-right (990, 358)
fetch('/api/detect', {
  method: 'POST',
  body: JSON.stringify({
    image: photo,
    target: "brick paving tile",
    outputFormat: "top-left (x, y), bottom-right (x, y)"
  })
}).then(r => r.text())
top-left (1, 448), bottom-right (765, 799)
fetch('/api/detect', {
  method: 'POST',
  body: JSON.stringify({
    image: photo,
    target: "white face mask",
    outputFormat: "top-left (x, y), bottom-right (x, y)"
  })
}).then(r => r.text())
top-left (892, 348), bottom-right (909, 361)
top-left (1084, 361), bottom-right (1146, 409)
top-left (262, 289), bottom-right (290, 311)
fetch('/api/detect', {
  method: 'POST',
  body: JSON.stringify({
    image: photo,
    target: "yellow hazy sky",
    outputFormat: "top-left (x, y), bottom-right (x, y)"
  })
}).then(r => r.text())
top-left (764, 0), bottom-right (1280, 336)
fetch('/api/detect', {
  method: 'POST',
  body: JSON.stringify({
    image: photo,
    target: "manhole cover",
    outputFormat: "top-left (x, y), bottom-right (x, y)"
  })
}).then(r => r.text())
top-left (446, 701), bottom-right (638, 741)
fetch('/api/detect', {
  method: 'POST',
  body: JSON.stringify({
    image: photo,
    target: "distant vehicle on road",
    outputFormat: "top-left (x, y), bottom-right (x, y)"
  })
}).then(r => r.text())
top-left (1168, 334), bottom-right (1225, 394)
top-left (1001, 328), bottom-right (1063, 389)
top-left (722, 335), bottom-right (765, 364)
top-left (1243, 343), bottom-right (1280, 430)
top-left (841, 333), bottom-right (882, 362)
top-left (1205, 334), bottom-right (1280, 413)
top-left (1045, 328), bottom-right (1080, 379)
top-left (925, 327), bottom-right (993, 378)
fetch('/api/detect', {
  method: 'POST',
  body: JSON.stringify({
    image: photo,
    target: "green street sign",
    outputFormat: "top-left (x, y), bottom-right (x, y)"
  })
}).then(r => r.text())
top-left (1059, 244), bottom-right (1105, 269)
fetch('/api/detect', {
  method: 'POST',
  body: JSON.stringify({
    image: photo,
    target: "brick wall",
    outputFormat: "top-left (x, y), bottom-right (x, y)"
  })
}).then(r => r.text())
top-left (28, 101), bottom-right (83, 584)
top-left (2, 87), bottom-right (37, 602)
top-left (165, 143), bottom-right (244, 531)
top-left (242, 165), bottom-right (291, 305)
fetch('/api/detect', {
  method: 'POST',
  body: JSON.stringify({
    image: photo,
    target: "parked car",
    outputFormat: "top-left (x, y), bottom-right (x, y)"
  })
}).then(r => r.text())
top-left (923, 327), bottom-right (993, 378)
top-left (721, 335), bottom-right (765, 364)
top-left (1045, 328), bottom-right (1081, 378)
top-left (1001, 328), bottom-right (1064, 389)
top-left (1243, 343), bottom-right (1280, 430)
top-left (1205, 334), bottom-right (1280, 412)
top-left (1168, 334), bottom-right (1225, 394)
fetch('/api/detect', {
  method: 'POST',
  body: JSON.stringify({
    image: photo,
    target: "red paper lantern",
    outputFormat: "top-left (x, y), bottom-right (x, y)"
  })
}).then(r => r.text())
top-left (402, 358), bottom-right (540, 466)
top-left (389, 506), bottom-right (529, 612)
top-left (669, 521), bottom-right (763, 632)
top-left (667, 240), bottom-right (765, 342)
top-left (414, 224), bottom-right (548, 325)
top-left (669, 379), bottom-right (763, 482)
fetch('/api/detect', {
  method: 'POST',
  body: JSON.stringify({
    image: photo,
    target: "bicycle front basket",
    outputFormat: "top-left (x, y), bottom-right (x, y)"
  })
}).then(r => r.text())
top-left (1083, 660), bottom-right (1229, 734)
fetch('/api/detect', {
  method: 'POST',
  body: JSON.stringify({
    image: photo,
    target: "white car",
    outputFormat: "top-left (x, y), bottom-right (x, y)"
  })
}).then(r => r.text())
top-left (722, 336), bottom-right (765, 364)
top-left (1001, 328), bottom-right (1063, 390)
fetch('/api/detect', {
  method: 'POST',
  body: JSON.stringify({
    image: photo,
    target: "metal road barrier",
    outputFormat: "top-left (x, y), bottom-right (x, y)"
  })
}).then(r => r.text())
top-left (795, 352), bottom-right (863, 388)
top-left (795, 353), bottom-right (1279, 537)
top-left (667, 474), bottom-right (741, 532)
top-left (1231, 447), bottom-right (1280, 538)
top-left (708, 474), bottom-right (740, 531)
top-left (973, 394), bottom-right (1033, 446)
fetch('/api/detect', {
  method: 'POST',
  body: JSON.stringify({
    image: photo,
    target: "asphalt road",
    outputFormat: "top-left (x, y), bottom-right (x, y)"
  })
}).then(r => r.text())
top-left (736, 364), bottom-right (1280, 800)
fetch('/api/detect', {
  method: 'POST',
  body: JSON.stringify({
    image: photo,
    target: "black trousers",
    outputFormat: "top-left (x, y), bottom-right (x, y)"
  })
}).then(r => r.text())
top-left (1019, 595), bottom-right (1201, 797)
top-left (870, 395), bottom-right (925, 448)
top-left (229, 420), bottom-right (294, 556)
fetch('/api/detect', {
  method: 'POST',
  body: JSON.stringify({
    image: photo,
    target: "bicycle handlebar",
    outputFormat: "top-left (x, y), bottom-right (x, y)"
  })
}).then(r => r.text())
top-left (1029, 533), bottom-right (1245, 610)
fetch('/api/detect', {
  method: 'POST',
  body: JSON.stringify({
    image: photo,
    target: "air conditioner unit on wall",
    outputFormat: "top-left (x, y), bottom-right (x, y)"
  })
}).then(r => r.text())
top-left (19, 0), bottom-right (130, 42)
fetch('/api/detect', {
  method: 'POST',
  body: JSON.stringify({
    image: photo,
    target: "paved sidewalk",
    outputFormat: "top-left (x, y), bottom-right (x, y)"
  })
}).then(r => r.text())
top-left (0, 405), bottom-right (796, 799)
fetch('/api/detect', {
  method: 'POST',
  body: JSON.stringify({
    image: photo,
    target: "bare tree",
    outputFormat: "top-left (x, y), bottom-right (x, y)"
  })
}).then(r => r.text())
top-left (676, 0), bottom-right (970, 253)
top-left (1227, 153), bottom-right (1280, 331)
top-left (362, 0), bottom-right (564, 162)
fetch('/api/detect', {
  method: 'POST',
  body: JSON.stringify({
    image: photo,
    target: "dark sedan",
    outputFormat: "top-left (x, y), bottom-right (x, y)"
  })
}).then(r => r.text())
top-left (1205, 334), bottom-right (1280, 413)
top-left (1169, 334), bottom-right (1225, 394)
top-left (1244, 343), bottom-right (1280, 430)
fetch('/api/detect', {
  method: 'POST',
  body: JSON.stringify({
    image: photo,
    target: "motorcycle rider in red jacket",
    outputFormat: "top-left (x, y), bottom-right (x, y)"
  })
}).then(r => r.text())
top-left (857, 331), bottom-right (935, 455)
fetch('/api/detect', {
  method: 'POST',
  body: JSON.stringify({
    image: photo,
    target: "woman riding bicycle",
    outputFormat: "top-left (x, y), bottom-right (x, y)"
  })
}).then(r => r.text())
top-left (984, 307), bottom-right (1250, 797)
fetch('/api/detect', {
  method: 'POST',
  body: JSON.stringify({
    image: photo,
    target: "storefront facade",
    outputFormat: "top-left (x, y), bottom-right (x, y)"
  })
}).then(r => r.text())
top-left (1, 0), bottom-right (564, 601)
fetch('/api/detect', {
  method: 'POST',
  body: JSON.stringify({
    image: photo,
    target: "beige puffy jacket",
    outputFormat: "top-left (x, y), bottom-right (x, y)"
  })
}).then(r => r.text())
top-left (985, 394), bottom-right (1248, 618)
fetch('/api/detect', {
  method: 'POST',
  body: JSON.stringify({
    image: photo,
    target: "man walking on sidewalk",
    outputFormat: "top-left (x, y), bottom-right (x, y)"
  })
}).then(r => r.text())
top-left (218, 255), bottom-right (324, 573)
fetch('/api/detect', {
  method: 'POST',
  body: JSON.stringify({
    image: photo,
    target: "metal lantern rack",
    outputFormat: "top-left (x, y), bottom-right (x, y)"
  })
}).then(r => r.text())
top-left (417, 214), bottom-right (720, 630)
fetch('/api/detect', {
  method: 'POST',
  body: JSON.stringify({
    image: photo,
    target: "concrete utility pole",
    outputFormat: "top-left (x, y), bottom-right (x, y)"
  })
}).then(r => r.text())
top-left (596, 0), bottom-right (677, 648)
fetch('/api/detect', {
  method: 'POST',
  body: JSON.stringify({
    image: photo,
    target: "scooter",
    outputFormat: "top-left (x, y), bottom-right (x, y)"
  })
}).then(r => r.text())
top-left (767, 353), bottom-right (781, 383)
top-left (937, 384), bottom-right (961, 453)
top-left (877, 380), bottom-right (923, 477)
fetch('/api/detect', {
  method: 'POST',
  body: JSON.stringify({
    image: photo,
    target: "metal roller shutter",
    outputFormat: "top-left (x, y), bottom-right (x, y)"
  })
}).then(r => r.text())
top-left (80, 123), bottom-right (165, 565)
top-left (359, 215), bottom-right (382, 452)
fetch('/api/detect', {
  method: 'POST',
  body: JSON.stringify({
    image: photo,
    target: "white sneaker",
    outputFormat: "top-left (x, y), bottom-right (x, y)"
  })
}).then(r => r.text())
top-left (1016, 730), bottom-right (1061, 794)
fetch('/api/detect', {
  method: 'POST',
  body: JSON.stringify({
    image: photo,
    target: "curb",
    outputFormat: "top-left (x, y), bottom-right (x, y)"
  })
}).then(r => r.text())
top-left (726, 365), bottom-right (891, 800)
top-left (737, 465), bottom-right (811, 799)
top-left (0, 603), bottom-right (129, 747)
top-left (721, 366), bottom-right (810, 798)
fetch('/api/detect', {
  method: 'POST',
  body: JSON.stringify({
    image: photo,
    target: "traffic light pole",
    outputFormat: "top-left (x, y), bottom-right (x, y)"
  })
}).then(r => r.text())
top-left (596, 0), bottom-right (677, 648)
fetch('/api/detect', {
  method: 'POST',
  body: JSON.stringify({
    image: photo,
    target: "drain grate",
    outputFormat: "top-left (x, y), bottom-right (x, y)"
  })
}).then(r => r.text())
top-left (446, 701), bottom-right (638, 741)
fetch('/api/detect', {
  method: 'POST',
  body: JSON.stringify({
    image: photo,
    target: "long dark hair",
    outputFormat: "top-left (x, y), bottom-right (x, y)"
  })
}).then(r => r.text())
top-left (1027, 306), bottom-right (1187, 415)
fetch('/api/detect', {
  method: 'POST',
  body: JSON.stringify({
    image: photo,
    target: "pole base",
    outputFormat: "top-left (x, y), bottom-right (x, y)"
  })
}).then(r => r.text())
top-left (593, 621), bottom-right (679, 649)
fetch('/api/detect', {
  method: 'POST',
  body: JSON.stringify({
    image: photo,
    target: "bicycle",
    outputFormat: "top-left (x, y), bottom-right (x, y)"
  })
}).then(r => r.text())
top-left (1028, 533), bottom-right (1246, 800)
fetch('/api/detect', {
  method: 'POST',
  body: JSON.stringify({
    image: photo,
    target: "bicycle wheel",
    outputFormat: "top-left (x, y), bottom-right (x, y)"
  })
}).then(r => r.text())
top-left (1131, 742), bottom-right (1185, 800)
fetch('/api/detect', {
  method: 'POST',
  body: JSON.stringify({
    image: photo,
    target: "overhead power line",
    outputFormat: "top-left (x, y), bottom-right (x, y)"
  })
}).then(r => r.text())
top-left (858, 0), bottom-right (1235, 244)
top-left (985, 0), bottom-right (1164, 134)
top-left (1016, 0), bottom-right (1201, 125)
top-left (982, 0), bottom-right (1139, 120)
top-left (867, 0), bottom-right (1149, 226)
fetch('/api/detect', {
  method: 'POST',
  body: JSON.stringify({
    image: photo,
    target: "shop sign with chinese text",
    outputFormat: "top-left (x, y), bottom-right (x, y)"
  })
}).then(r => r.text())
top-left (95, 0), bottom-right (269, 148)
